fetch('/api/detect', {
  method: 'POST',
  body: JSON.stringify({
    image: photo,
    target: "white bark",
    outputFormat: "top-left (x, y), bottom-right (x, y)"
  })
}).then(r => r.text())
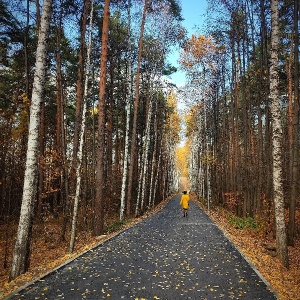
top-left (204, 100), bottom-right (211, 213)
top-left (138, 94), bottom-right (154, 213)
top-left (152, 149), bottom-right (162, 207)
top-left (270, 0), bottom-right (289, 268)
top-left (135, 142), bottom-right (145, 216)
top-left (119, 95), bottom-right (131, 221)
top-left (148, 107), bottom-right (158, 208)
top-left (120, 0), bottom-right (132, 222)
top-left (10, 0), bottom-right (52, 280)
top-left (69, 0), bottom-right (94, 253)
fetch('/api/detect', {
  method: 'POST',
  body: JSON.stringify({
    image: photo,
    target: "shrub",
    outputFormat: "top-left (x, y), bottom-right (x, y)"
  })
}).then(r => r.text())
top-left (226, 214), bottom-right (264, 232)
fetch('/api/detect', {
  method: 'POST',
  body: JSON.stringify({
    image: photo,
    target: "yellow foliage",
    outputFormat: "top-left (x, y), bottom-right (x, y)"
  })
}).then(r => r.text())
top-left (165, 92), bottom-right (181, 145)
top-left (176, 146), bottom-right (189, 177)
top-left (90, 106), bottom-right (98, 115)
top-left (11, 93), bottom-right (30, 140)
top-left (184, 103), bottom-right (203, 136)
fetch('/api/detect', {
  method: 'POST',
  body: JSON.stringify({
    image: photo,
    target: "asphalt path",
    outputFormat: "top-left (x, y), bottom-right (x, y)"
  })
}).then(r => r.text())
top-left (6, 195), bottom-right (277, 299)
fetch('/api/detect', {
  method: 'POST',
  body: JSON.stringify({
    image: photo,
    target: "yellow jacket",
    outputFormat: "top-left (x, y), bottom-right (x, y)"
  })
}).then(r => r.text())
top-left (180, 194), bottom-right (190, 209)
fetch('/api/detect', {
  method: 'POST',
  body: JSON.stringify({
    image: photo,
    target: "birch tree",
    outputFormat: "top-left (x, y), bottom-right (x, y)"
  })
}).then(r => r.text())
top-left (62, 0), bottom-right (90, 241)
top-left (69, 0), bottom-right (94, 253)
top-left (120, 0), bottom-right (133, 221)
top-left (148, 100), bottom-right (158, 208)
top-left (9, 0), bottom-right (52, 280)
top-left (269, 0), bottom-right (289, 268)
top-left (135, 88), bottom-right (153, 216)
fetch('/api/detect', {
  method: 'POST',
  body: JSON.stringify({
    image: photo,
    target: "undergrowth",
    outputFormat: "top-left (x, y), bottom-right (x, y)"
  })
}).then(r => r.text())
top-left (105, 220), bottom-right (126, 233)
top-left (226, 214), bottom-right (264, 232)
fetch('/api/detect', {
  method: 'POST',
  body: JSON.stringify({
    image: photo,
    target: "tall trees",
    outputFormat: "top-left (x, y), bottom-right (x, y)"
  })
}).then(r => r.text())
top-left (179, 34), bottom-right (221, 210)
top-left (125, 0), bottom-right (184, 217)
top-left (1, 0), bottom-right (182, 280)
top-left (64, 0), bottom-right (91, 241)
top-left (9, 0), bottom-right (53, 280)
top-left (181, 0), bottom-right (298, 267)
top-left (70, 0), bottom-right (94, 253)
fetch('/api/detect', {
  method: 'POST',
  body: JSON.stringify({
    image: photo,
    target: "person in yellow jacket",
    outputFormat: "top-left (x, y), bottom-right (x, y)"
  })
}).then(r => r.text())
top-left (180, 190), bottom-right (190, 217)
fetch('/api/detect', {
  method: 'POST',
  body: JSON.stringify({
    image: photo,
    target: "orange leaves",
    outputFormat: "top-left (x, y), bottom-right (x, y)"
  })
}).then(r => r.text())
top-left (187, 34), bottom-right (217, 60)
top-left (179, 34), bottom-right (224, 72)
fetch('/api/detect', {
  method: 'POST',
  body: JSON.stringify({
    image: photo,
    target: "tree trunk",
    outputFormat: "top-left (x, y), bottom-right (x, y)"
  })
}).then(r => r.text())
top-left (120, 0), bottom-right (132, 221)
top-left (62, 0), bottom-right (90, 240)
top-left (25, 0), bottom-right (30, 98)
top-left (127, 0), bottom-right (149, 217)
top-left (35, 0), bottom-right (41, 29)
top-left (54, 13), bottom-right (68, 230)
top-left (71, 0), bottom-right (90, 177)
top-left (148, 100), bottom-right (158, 209)
top-left (70, 0), bottom-right (94, 253)
top-left (105, 57), bottom-right (114, 213)
top-left (9, 0), bottom-right (52, 280)
top-left (288, 0), bottom-right (299, 246)
top-left (37, 102), bottom-right (45, 216)
top-left (135, 80), bottom-right (152, 216)
top-left (269, 0), bottom-right (289, 268)
top-left (94, 0), bottom-right (110, 236)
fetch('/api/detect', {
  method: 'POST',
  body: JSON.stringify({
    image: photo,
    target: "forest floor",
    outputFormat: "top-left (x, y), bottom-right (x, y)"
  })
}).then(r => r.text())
top-left (0, 194), bottom-right (299, 300)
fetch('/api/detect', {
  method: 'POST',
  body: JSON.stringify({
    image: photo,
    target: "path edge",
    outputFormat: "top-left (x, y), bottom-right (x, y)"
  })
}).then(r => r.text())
top-left (2, 193), bottom-right (177, 299)
top-left (192, 197), bottom-right (280, 299)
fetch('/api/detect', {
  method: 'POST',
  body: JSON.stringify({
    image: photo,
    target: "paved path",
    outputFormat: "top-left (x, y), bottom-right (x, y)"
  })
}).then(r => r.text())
top-left (7, 195), bottom-right (277, 299)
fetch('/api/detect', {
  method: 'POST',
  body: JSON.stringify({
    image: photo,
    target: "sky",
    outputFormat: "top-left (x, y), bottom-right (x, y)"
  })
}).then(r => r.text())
top-left (167, 0), bottom-right (208, 87)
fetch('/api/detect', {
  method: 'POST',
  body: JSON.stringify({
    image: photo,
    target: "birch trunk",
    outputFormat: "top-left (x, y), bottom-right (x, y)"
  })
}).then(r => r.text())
top-left (120, 0), bottom-right (132, 221)
top-left (63, 0), bottom-right (90, 240)
top-left (135, 85), bottom-right (153, 216)
top-left (269, 0), bottom-right (289, 268)
top-left (9, 0), bottom-right (52, 280)
top-left (119, 86), bottom-right (131, 220)
top-left (148, 102), bottom-right (158, 208)
top-left (69, 0), bottom-right (94, 253)
top-left (152, 148), bottom-right (162, 207)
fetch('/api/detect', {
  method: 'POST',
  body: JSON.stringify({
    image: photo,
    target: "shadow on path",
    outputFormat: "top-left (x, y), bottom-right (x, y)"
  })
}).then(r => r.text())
top-left (6, 195), bottom-right (277, 299)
